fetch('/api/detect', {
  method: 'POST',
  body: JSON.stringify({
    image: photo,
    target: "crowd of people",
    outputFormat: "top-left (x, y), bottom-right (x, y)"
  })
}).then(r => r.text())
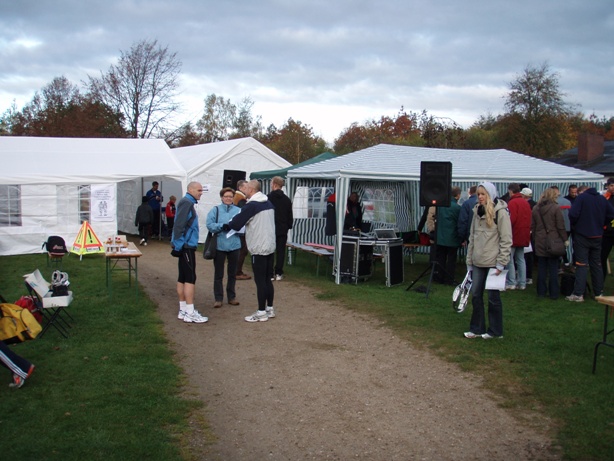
top-left (419, 180), bottom-right (614, 340)
top-left (162, 175), bottom-right (614, 337)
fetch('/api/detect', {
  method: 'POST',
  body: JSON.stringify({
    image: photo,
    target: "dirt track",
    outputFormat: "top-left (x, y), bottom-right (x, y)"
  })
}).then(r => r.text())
top-left (136, 237), bottom-right (558, 460)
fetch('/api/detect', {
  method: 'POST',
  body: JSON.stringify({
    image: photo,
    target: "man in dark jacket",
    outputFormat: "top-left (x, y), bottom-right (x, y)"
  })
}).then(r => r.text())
top-left (135, 196), bottom-right (153, 246)
top-left (234, 180), bottom-right (251, 280)
top-left (267, 176), bottom-right (293, 281)
top-left (567, 186), bottom-right (614, 301)
top-left (457, 185), bottom-right (477, 244)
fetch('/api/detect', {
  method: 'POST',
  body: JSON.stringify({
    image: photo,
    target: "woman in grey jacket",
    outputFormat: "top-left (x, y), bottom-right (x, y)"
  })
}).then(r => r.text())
top-left (465, 182), bottom-right (513, 339)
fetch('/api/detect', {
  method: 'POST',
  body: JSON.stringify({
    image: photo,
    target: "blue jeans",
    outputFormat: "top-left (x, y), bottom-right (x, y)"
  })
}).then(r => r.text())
top-left (469, 266), bottom-right (503, 337)
top-left (573, 234), bottom-right (603, 296)
top-left (505, 246), bottom-right (527, 288)
top-left (537, 256), bottom-right (560, 299)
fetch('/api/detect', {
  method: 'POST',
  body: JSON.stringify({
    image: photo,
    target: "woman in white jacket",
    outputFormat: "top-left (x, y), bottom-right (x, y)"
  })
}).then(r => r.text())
top-left (465, 182), bottom-right (513, 339)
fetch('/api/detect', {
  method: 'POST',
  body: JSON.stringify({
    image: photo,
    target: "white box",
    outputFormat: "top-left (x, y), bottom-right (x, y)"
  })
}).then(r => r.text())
top-left (24, 269), bottom-right (74, 308)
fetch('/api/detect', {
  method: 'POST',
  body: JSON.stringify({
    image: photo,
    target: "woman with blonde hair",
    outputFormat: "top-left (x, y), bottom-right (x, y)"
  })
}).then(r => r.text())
top-left (532, 187), bottom-right (568, 299)
top-left (465, 182), bottom-right (513, 339)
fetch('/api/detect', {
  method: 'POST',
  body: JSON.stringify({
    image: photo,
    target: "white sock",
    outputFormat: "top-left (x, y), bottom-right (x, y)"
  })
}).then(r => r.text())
top-left (179, 301), bottom-right (187, 311)
top-left (186, 304), bottom-right (195, 314)
top-left (266, 306), bottom-right (274, 310)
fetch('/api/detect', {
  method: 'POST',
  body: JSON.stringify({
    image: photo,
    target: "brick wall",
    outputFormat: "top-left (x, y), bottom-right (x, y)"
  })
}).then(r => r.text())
top-left (578, 132), bottom-right (604, 164)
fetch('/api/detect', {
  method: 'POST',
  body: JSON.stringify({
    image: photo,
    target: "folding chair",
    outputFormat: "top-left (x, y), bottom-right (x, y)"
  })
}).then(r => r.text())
top-left (42, 236), bottom-right (68, 268)
top-left (24, 280), bottom-right (73, 339)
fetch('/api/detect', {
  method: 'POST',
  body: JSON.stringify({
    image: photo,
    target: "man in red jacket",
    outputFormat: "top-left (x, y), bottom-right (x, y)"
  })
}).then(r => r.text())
top-left (504, 183), bottom-right (532, 289)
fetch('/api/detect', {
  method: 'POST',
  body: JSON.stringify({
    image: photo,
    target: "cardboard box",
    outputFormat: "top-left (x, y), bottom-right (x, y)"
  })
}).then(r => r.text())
top-left (24, 269), bottom-right (73, 308)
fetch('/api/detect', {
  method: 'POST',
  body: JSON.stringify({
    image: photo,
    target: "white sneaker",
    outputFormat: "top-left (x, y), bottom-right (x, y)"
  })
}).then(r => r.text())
top-left (526, 278), bottom-right (533, 285)
top-left (143, 241), bottom-right (147, 246)
top-left (183, 310), bottom-right (208, 323)
top-left (275, 274), bottom-right (283, 281)
top-left (266, 306), bottom-right (276, 318)
top-left (482, 333), bottom-right (503, 339)
top-left (505, 285), bottom-right (516, 290)
top-left (464, 331), bottom-right (480, 339)
top-left (177, 309), bottom-right (187, 320)
top-left (139, 238), bottom-right (145, 245)
top-left (245, 310), bottom-right (268, 322)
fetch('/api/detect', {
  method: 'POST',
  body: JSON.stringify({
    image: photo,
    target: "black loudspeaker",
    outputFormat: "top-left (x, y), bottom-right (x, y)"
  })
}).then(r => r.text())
top-left (222, 170), bottom-right (246, 189)
top-left (419, 161), bottom-right (452, 207)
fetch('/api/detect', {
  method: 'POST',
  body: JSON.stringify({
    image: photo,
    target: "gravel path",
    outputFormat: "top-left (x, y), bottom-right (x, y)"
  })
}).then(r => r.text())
top-left (136, 238), bottom-right (558, 460)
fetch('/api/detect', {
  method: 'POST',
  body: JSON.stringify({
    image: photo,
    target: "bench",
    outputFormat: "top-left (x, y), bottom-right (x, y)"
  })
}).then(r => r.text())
top-left (287, 242), bottom-right (334, 276)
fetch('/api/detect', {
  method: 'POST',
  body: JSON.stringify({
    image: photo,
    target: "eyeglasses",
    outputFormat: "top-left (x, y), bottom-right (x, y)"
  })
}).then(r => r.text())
top-left (222, 195), bottom-right (234, 199)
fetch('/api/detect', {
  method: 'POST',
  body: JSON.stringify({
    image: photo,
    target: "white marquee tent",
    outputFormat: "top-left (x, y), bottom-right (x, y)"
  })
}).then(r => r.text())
top-left (172, 137), bottom-right (291, 239)
top-left (286, 144), bottom-right (605, 283)
top-left (0, 136), bottom-right (186, 256)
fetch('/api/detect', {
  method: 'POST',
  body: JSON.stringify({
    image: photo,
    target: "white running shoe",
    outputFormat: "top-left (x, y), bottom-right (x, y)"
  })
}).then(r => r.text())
top-left (183, 310), bottom-right (208, 323)
top-left (143, 241), bottom-right (147, 246)
top-left (177, 309), bottom-right (186, 320)
top-left (275, 274), bottom-right (283, 281)
top-left (266, 306), bottom-right (276, 318)
top-left (464, 331), bottom-right (480, 339)
top-left (139, 238), bottom-right (145, 246)
top-left (245, 310), bottom-right (268, 322)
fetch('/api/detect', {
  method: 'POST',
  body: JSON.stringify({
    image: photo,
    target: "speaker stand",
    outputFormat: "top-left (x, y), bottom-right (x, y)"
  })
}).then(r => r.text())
top-left (405, 208), bottom-right (456, 298)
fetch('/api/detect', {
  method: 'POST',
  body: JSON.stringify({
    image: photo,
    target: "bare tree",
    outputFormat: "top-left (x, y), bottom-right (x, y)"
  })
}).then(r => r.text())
top-left (87, 39), bottom-right (181, 138)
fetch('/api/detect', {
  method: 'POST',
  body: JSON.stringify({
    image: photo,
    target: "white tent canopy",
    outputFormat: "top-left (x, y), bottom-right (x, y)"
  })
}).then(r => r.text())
top-left (173, 137), bottom-right (291, 241)
top-left (0, 136), bottom-right (187, 256)
top-left (287, 144), bottom-right (605, 284)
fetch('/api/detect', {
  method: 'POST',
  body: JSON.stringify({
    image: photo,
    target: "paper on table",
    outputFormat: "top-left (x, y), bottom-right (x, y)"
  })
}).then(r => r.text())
top-left (485, 268), bottom-right (508, 291)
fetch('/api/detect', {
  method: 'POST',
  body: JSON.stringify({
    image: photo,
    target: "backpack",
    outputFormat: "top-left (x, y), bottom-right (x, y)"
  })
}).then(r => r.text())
top-left (14, 295), bottom-right (43, 323)
top-left (0, 303), bottom-right (42, 344)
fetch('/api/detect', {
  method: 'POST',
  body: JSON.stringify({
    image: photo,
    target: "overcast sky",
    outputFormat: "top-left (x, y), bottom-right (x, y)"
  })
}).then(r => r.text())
top-left (1, 1), bottom-right (612, 144)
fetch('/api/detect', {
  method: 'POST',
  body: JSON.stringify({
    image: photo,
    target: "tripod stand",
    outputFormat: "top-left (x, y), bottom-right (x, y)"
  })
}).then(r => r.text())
top-left (405, 208), bottom-right (456, 298)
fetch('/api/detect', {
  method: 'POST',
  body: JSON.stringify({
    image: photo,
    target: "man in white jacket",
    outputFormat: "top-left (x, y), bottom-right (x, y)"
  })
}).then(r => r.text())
top-left (225, 180), bottom-right (277, 322)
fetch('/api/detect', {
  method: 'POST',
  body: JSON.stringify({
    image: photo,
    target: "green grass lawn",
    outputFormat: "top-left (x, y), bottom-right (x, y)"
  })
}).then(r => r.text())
top-left (0, 250), bottom-right (613, 460)
top-left (0, 254), bottom-right (206, 460)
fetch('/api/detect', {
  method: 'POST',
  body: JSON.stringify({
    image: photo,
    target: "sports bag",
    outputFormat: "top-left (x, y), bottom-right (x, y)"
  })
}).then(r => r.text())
top-left (0, 303), bottom-right (42, 344)
top-left (14, 295), bottom-right (43, 323)
top-left (203, 232), bottom-right (217, 260)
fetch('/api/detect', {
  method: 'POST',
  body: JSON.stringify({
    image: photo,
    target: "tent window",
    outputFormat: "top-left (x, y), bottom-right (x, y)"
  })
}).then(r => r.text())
top-left (0, 185), bottom-right (22, 227)
top-left (79, 185), bottom-right (91, 223)
top-left (293, 186), bottom-right (334, 219)
top-left (362, 187), bottom-right (396, 225)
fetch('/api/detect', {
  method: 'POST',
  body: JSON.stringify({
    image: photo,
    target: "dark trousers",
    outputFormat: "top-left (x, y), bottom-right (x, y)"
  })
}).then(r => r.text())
top-left (252, 253), bottom-right (274, 310)
top-left (573, 233), bottom-right (603, 296)
top-left (434, 245), bottom-right (458, 284)
top-left (152, 210), bottom-right (161, 235)
top-left (601, 234), bottom-right (614, 282)
top-left (237, 235), bottom-right (249, 275)
top-left (0, 341), bottom-right (32, 378)
top-left (537, 255), bottom-right (560, 299)
top-left (213, 250), bottom-right (239, 302)
top-left (274, 234), bottom-right (288, 276)
top-left (469, 266), bottom-right (503, 337)
top-left (138, 223), bottom-right (150, 241)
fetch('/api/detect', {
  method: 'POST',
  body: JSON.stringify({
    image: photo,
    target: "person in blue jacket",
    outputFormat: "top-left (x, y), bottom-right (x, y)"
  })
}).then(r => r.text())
top-left (172, 182), bottom-right (208, 323)
top-left (207, 188), bottom-right (242, 308)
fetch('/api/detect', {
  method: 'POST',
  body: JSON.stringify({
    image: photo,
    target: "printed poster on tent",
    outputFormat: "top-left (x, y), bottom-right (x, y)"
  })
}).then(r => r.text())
top-left (91, 184), bottom-right (115, 222)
